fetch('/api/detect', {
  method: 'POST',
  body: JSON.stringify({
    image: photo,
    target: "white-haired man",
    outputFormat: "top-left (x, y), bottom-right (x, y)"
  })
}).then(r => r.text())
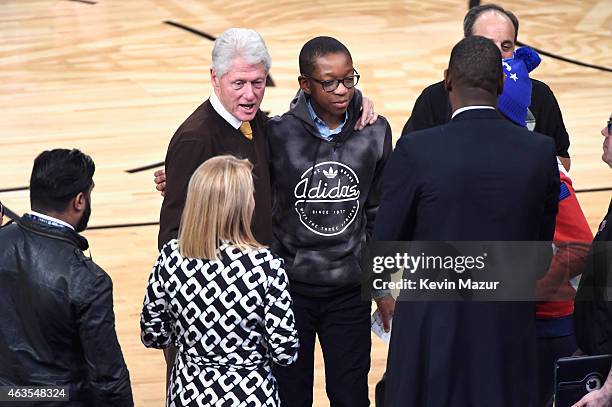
top-left (158, 28), bottom-right (273, 250)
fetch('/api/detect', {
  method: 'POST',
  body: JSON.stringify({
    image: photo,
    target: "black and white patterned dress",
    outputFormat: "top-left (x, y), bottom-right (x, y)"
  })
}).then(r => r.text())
top-left (141, 240), bottom-right (298, 407)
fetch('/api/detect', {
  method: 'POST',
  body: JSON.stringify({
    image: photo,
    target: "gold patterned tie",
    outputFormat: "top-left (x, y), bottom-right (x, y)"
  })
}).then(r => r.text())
top-left (239, 121), bottom-right (253, 140)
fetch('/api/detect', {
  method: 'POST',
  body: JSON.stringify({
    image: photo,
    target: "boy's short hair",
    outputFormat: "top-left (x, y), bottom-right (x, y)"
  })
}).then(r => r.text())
top-left (299, 36), bottom-right (352, 76)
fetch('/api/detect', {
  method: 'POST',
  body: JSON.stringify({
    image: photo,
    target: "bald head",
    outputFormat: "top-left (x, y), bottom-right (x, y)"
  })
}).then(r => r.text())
top-left (464, 4), bottom-right (519, 58)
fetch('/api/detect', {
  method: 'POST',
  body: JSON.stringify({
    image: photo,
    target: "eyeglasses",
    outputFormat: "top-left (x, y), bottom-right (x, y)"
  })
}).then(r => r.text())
top-left (607, 115), bottom-right (612, 135)
top-left (303, 69), bottom-right (360, 92)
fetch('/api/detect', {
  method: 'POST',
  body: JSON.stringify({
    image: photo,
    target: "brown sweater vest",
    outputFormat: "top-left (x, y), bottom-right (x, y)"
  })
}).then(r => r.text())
top-left (158, 100), bottom-right (272, 249)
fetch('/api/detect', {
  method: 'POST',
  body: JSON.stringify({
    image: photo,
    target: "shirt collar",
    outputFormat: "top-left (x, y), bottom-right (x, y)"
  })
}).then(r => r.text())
top-left (29, 211), bottom-right (75, 230)
top-left (210, 91), bottom-right (242, 130)
top-left (451, 105), bottom-right (496, 119)
top-left (306, 97), bottom-right (348, 141)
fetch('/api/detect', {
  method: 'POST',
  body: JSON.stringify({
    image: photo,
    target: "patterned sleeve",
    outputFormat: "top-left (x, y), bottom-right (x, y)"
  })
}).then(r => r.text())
top-left (140, 242), bottom-right (175, 349)
top-left (263, 256), bottom-right (299, 366)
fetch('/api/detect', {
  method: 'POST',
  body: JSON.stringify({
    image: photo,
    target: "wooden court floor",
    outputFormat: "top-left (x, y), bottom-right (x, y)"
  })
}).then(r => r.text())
top-left (1, 0), bottom-right (610, 405)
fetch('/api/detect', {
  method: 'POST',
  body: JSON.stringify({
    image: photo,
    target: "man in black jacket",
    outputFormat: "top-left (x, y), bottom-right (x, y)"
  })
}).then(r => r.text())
top-left (0, 149), bottom-right (133, 406)
top-left (404, 3), bottom-right (572, 171)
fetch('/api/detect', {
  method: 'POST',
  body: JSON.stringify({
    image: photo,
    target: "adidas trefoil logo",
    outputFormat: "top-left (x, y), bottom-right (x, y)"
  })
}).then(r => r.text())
top-left (323, 166), bottom-right (338, 179)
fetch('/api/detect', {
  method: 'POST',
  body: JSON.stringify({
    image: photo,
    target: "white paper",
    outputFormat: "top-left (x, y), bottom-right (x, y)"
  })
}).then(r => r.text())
top-left (371, 309), bottom-right (392, 343)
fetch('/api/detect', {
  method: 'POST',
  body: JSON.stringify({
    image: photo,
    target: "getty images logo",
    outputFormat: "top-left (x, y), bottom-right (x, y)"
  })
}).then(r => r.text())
top-left (294, 161), bottom-right (360, 236)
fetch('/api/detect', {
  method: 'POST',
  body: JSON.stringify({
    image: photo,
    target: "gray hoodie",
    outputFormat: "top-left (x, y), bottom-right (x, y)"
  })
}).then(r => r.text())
top-left (266, 90), bottom-right (392, 297)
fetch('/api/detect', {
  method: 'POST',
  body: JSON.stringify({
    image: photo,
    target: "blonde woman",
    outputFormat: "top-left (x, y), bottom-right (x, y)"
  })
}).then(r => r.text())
top-left (141, 155), bottom-right (298, 406)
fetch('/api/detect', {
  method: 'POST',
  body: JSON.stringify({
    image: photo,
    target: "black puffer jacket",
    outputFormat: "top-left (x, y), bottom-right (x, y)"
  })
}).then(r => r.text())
top-left (0, 215), bottom-right (133, 406)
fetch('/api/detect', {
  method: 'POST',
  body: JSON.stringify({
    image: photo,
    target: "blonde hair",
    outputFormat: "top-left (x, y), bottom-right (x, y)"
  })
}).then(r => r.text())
top-left (178, 155), bottom-right (262, 260)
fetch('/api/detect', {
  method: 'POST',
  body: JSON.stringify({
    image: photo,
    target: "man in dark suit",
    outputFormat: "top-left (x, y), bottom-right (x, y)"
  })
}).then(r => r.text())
top-left (374, 36), bottom-right (559, 406)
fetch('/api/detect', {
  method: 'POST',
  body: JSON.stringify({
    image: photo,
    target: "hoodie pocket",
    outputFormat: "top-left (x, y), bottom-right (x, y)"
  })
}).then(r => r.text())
top-left (288, 248), bottom-right (365, 287)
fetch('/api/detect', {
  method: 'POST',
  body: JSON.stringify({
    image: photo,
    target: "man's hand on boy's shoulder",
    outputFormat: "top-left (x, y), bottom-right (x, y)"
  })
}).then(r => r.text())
top-left (355, 96), bottom-right (378, 131)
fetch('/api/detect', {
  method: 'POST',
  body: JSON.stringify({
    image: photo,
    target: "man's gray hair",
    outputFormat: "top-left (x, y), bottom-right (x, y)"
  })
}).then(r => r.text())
top-left (212, 28), bottom-right (271, 78)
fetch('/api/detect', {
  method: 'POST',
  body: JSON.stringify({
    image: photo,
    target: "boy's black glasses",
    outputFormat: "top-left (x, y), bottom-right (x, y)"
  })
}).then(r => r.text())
top-left (303, 69), bottom-right (360, 93)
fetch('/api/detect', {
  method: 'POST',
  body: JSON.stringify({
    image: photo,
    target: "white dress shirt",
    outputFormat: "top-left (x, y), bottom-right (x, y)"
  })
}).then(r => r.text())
top-left (209, 91), bottom-right (242, 130)
top-left (451, 105), bottom-right (496, 119)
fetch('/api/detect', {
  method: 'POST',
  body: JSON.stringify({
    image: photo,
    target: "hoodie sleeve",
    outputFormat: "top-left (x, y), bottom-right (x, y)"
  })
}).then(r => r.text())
top-left (364, 121), bottom-right (393, 241)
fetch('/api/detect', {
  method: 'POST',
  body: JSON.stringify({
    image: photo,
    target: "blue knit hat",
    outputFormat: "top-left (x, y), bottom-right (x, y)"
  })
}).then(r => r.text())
top-left (498, 47), bottom-right (542, 127)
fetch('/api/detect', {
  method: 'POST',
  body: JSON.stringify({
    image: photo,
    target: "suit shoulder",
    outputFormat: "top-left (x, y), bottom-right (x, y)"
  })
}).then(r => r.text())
top-left (396, 125), bottom-right (442, 149)
top-left (409, 123), bottom-right (445, 139)
top-left (507, 126), bottom-right (556, 154)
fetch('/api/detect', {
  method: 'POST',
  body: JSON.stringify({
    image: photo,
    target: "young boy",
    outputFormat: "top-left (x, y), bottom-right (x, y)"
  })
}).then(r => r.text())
top-left (267, 36), bottom-right (392, 406)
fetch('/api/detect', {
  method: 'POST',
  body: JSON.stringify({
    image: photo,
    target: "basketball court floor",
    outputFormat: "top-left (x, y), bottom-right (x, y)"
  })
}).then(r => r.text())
top-left (1, 0), bottom-right (610, 404)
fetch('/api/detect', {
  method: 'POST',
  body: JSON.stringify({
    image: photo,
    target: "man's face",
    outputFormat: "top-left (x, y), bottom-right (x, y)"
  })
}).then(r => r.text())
top-left (211, 57), bottom-right (267, 122)
top-left (602, 115), bottom-right (612, 168)
top-left (300, 52), bottom-right (355, 125)
top-left (472, 12), bottom-right (516, 58)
